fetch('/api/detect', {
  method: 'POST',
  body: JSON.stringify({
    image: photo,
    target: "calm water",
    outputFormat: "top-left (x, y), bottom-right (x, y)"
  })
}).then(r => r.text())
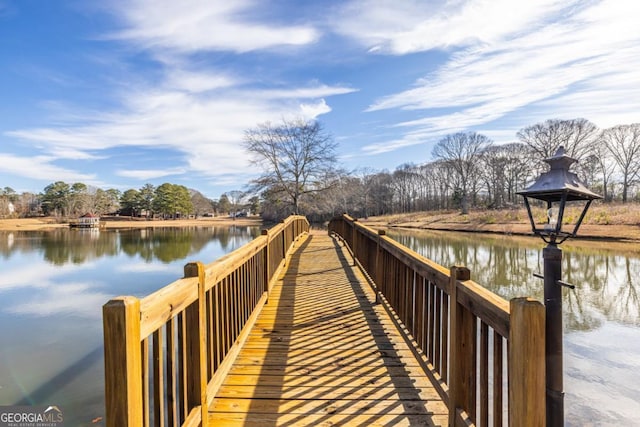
top-left (0, 225), bottom-right (260, 426)
top-left (1, 226), bottom-right (638, 425)
top-left (388, 228), bottom-right (640, 427)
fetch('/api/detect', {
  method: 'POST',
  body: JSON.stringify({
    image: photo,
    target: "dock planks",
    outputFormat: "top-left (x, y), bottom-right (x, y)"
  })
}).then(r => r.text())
top-left (208, 231), bottom-right (448, 426)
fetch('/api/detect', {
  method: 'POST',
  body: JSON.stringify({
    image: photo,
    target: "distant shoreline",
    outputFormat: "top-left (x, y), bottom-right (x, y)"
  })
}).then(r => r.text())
top-left (4, 209), bottom-right (640, 244)
top-left (0, 216), bottom-right (264, 231)
top-left (359, 207), bottom-right (640, 243)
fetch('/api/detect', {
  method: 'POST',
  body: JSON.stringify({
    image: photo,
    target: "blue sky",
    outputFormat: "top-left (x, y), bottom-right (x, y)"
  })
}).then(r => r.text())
top-left (2, 0), bottom-right (640, 199)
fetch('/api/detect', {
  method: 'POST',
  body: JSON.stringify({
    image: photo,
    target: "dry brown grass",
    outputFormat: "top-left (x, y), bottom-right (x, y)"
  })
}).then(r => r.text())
top-left (359, 203), bottom-right (640, 242)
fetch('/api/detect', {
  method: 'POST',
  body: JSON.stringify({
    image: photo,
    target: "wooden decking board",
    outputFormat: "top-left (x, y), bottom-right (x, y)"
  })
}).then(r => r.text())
top-left (226, 364), bottom-right (433, 379)
top-left (208, 232), bottom-right (447, 426)
top-left (207, 413), bottom-right (439, 427)
top-left (222, 373), bottom-right (435, 388)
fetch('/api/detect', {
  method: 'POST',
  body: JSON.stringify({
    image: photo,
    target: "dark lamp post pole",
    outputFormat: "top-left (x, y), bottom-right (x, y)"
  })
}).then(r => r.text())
top-left (517, 146), bottom-right (602, 427)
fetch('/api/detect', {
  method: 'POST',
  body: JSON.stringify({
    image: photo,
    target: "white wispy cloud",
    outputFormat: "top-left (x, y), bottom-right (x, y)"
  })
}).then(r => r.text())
top-left (300, 99), bottom-right (332, 118)
top-left (0, 153), bottom-right (96, 182)
top-left (164, 69), bottom-right (239, 93)
top-left (116, 167), bottom-right (188, 180)
top-left (342, 0), bottom-right (640, 153)
top-left (105, 0), bottom-right (319, 53)
top-left (3, 1), bottom-right (357, 187)
top-left (334, 0), bottom-right (569, 54)
top-left (6, 72), bottom-right (354, 179)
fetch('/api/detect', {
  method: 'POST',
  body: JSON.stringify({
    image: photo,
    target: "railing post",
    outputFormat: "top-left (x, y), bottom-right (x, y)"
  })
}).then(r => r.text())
top-left (509, 297), bottom-right (546, 427)
top-left (103, 296), bottom-right (143, 427)
top-left (375, 229), bottom-right (386, 304)
top-left (281, 219), bottom-right (287, 265)
top-left (262, 229), bottom-right (270, 298)
top-left (448, 265), bottom-right (472, 426)
top-left (352, 218), bottom-right (358, 266)
top-left (184, 261), bottom-right (209, 427)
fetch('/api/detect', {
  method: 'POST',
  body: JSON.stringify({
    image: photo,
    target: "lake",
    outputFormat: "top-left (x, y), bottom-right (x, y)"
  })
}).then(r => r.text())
top-left (1, 225), bottom-right (638, 426)
top-left (0, 225), bottom-right (260, 426)
top-left (388, 228), bottom-right (640, 427)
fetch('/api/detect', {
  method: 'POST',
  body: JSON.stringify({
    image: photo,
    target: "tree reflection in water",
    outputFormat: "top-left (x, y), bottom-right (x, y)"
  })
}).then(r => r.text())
top-left (0, 226), bottom-right (262, 266)
top-left (388, 229), bottom-right (640, 330)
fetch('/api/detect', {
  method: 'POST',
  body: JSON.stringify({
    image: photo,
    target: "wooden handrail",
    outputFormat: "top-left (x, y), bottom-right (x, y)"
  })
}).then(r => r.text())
top-left (329, 214), bottom-right (545, 427)
top-left (103, 215), bottom-right (309, 427)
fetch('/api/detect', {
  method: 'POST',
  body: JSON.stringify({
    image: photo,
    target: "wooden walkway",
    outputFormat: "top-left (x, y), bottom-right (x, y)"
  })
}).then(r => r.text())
top-left (208, 231), bottom-right (448, 426)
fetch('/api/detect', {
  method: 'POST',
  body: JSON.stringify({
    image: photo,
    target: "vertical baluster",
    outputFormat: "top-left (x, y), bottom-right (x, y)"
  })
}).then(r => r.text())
top-left (225, 277), bottom-right (231, 355)
top-left (427, 282), bottom-right (435, 362)
top-left (152, 328), bottom-right (165, 427)
top-left (415, 276), bottom-right (424, 351)
top-left (177, 313), bottom-right (187, 423)
top-left (214, 282), bottom-right (221, 369)
top-left (142, 338), bottom-right (150, 427)
top-left (207, 288), bottom-right (214, 375)
top-left (434, 287), bottom-right (442, 374)
top-left (166, 318), bottom-right (178, 426)
top-left (442, 292), bottom-right (449, 384)
top-left (493, 331), bottom-right (503, 427)
top-left (480, 322), bottom-right (489, 427)
top-left (230, 271), bottom-right (237, 343)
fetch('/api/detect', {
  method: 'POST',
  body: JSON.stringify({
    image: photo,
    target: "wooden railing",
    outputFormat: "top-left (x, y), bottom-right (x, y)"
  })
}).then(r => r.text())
top-left (329, 214), bottom-right (545, 427)
top-left (103, 215), bottom-right (309, 427)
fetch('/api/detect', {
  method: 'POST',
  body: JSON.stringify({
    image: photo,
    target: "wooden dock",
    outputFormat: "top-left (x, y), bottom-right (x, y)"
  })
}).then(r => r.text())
top-left (103, 215), bottom-right (546, 427)
top-left (208, 232), bottom-right (448, 426)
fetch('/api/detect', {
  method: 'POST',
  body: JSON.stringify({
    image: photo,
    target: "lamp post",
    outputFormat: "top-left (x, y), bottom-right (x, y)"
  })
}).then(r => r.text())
top-left (517, 146), bottom-right (602, 427)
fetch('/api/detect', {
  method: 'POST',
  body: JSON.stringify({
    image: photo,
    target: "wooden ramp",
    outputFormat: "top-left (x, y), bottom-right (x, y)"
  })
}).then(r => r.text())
top-left (208, 231), bottom-right (448, 426)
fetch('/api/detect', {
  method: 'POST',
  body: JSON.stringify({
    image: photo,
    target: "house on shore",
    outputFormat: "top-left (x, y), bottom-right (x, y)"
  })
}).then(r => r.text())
top-left (70, 213), bottom-right (101, 228)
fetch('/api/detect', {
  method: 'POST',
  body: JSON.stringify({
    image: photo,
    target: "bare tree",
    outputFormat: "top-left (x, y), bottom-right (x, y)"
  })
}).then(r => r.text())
top-left (516, 118), bottom-right (598, 164)
top-left (503, 143), bottom-right (537, 204)
top-left (586, 141), bottom-right (617, 202)
top-left (601, 124), bottom-right (640, 203)
top-left (392, 164), bottom-right (421, 213)
top-left (355, 167), bottom-right (377, 218)
top-left (227, 190), bottom-right (246, 218)
top-left (479, 145), bottom-right (511, 208)
top-left (244, 118), bottom-right (338, 214)
top-left (432, 132), bottom-right (492, 214)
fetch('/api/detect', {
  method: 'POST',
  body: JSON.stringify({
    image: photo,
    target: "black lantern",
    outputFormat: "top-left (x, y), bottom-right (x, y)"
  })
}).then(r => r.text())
top-left (518, 146), bottom-right (602, 245)
top-left (518, 146), bottom-right (601, 427)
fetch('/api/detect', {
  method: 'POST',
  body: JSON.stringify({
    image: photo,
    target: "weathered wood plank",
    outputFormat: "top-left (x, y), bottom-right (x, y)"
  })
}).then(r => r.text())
top-left (221, 372), bottom-right (435, 388)
top-left (211, 397), bottom-right (447, 415)
top-left (216, 384), bottom-right (443, 400)
top-left (208, 412), bottom-right (448, 426)
top-left (226, 364), bottom-right (433, 378)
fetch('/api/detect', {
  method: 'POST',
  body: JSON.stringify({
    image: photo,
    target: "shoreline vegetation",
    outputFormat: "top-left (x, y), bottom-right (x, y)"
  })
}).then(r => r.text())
top-left (1, 203), bottom-right (640, 242)
top-left (0, 215), bottom-right (264, 231)
top-left (359, 204), bottom-right (640, 243)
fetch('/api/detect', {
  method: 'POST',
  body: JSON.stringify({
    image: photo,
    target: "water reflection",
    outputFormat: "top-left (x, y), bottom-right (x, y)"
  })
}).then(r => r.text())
top-left (0, 226), bottom-right (259, 426)
top-left (388, 228), bottom-right (640, 426)
top-left (389, 229), bottom-right (640, 329)
top-left (0, 225), bottom-right (260, 265)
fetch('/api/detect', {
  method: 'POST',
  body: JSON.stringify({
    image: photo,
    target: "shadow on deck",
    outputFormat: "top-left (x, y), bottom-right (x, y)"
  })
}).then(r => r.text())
top-left (208, 232), bottom-right (448, 426)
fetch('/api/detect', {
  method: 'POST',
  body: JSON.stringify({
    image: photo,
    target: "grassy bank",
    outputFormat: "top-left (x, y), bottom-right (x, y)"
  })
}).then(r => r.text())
top-left (359, 203), bottom-right (640, 242)
top-left (0, 216), bottom-right (264, 231)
